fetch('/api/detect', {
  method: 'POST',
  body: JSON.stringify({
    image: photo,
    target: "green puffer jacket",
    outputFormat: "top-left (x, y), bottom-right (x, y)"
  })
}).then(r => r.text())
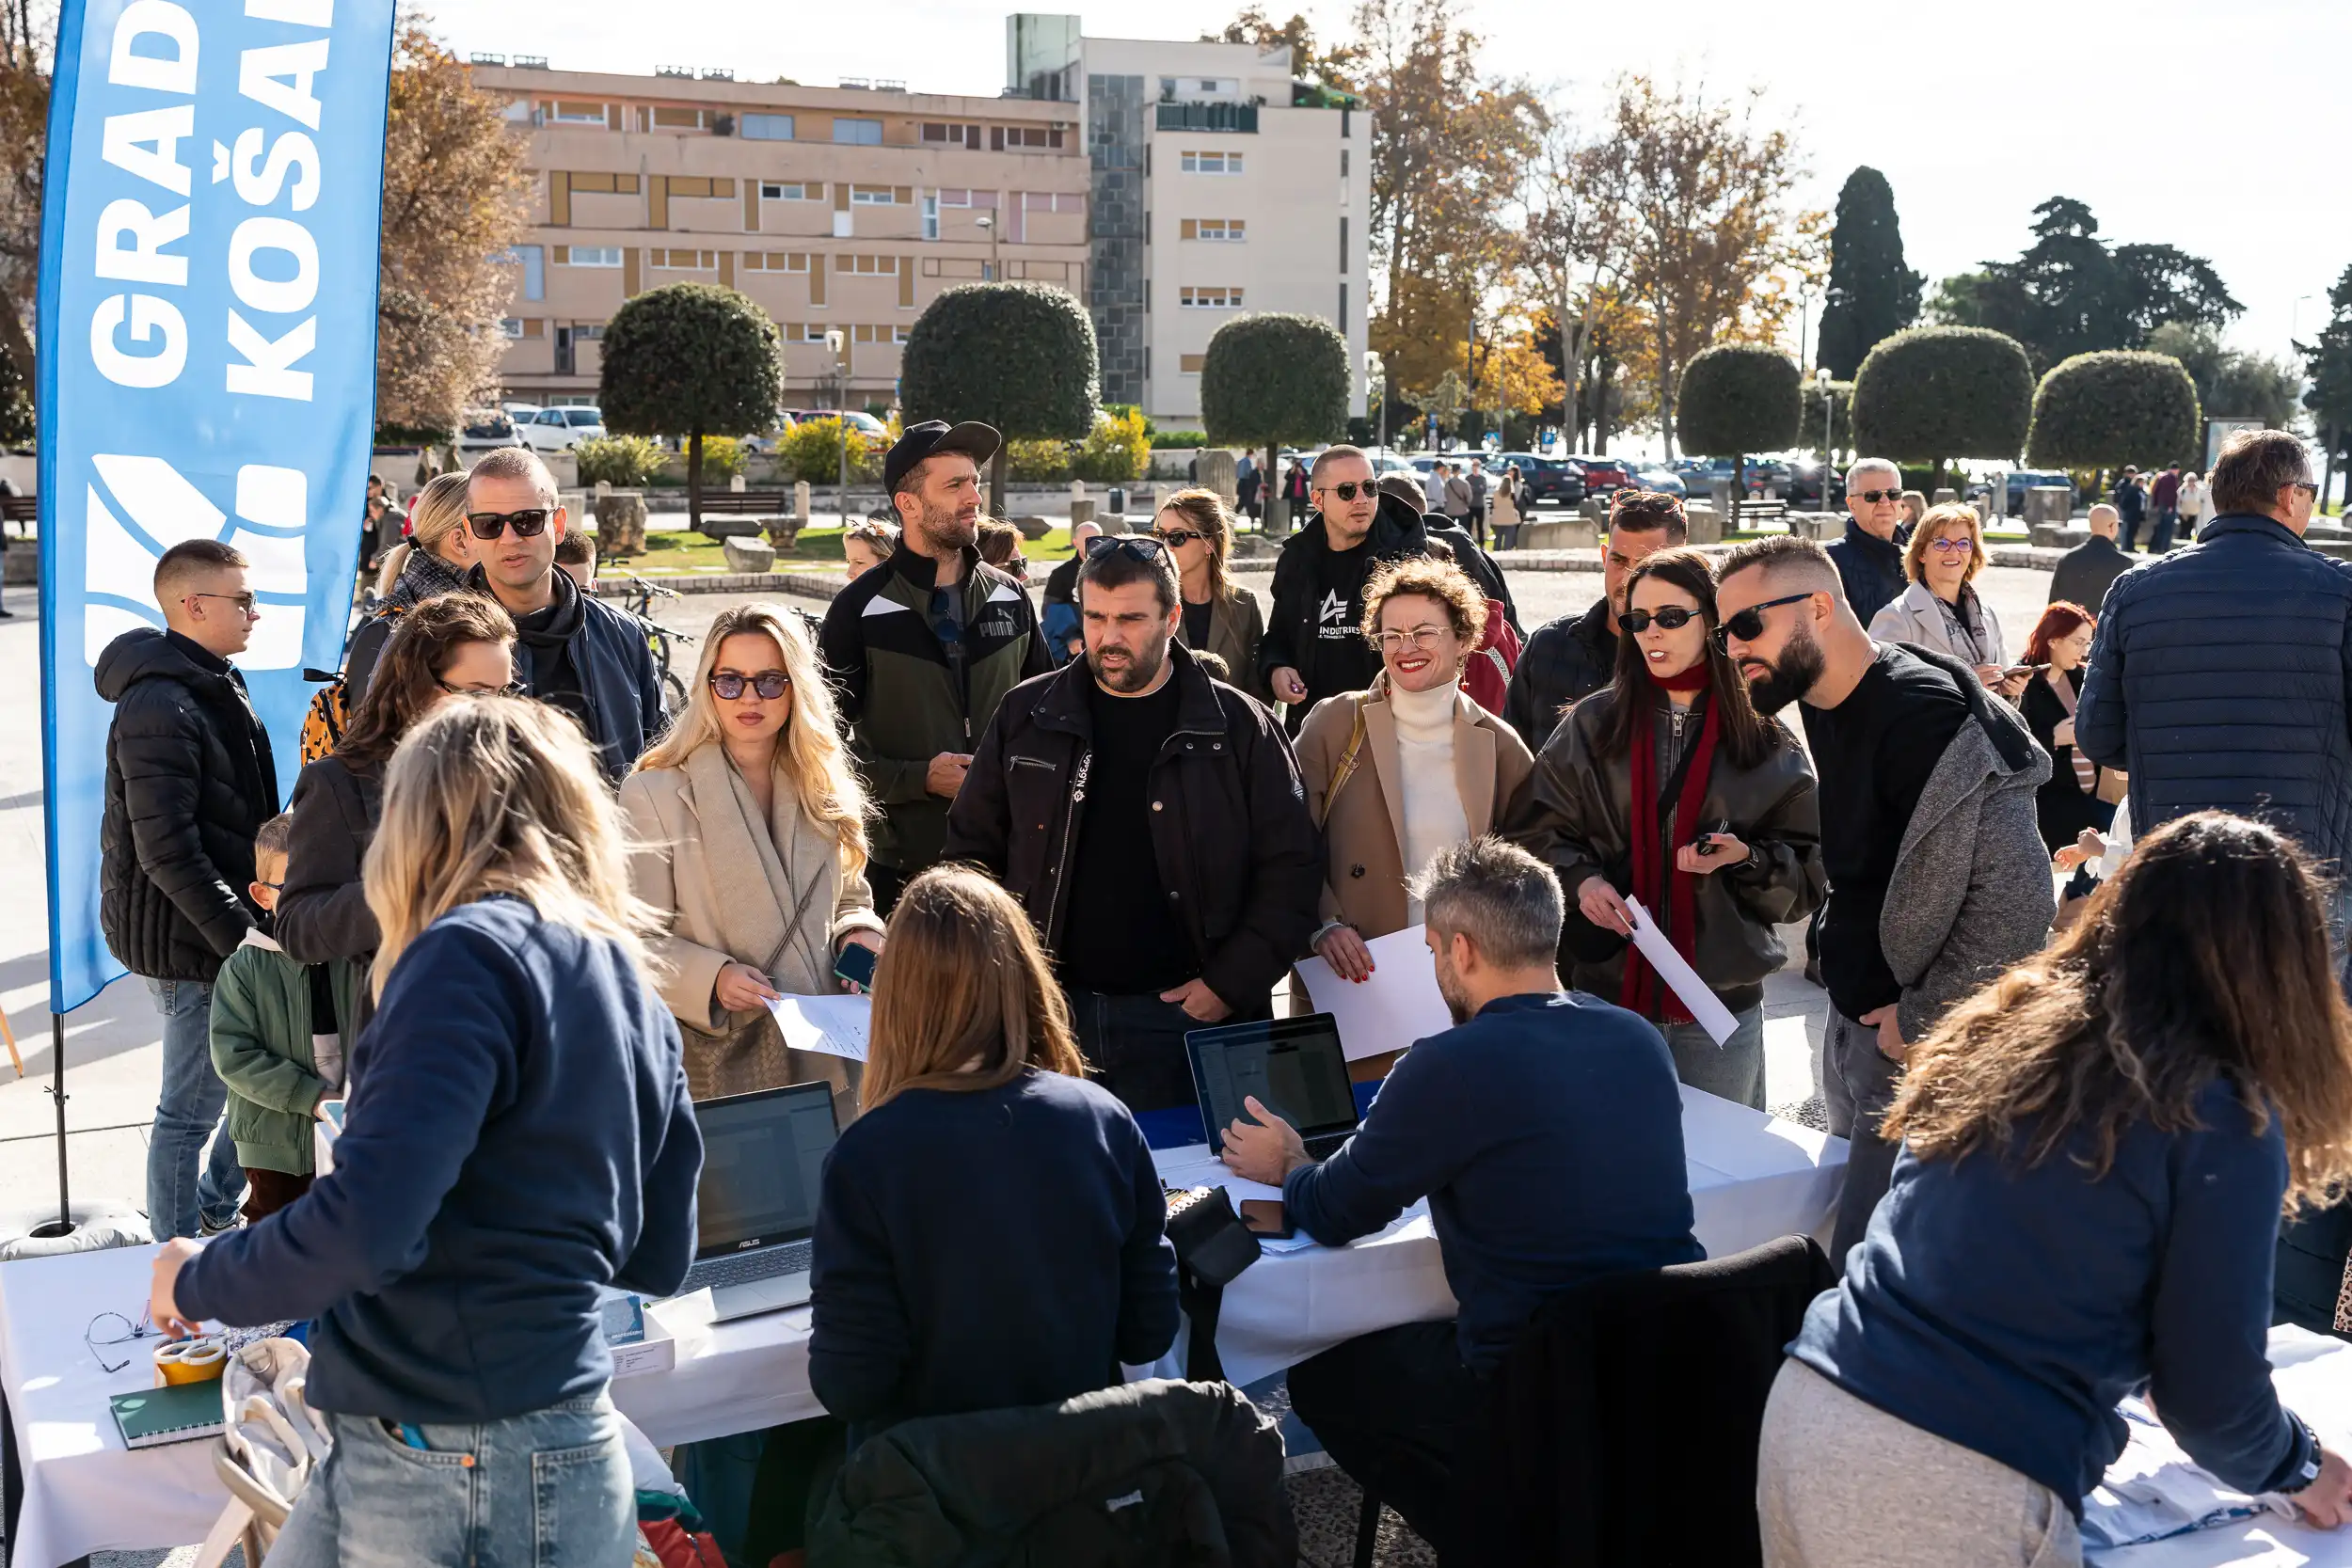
top-left (818, 538), bottom-right (1050, 874)
top-left (209, 929), bottom-right (358, 1175)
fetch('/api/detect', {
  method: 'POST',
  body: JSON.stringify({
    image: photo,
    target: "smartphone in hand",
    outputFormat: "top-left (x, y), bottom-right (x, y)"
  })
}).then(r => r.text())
top-left (834, 942), bottom-right (879, 990)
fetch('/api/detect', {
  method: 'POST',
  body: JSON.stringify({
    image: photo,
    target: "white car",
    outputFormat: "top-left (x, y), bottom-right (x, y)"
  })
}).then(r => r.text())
top-left (520, 405), bottom-right (606, 451)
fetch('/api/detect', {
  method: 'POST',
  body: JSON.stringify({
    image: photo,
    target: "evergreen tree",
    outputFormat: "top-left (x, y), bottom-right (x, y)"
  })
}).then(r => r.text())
top-left (1818, 166), bottom-right (1923, 378)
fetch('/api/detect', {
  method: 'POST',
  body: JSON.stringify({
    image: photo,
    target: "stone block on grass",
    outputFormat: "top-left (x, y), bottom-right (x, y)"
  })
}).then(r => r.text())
top-left (722, 538), bottom-right (777, 574)
top-left (1012, 515), bottom-right (1053, 542)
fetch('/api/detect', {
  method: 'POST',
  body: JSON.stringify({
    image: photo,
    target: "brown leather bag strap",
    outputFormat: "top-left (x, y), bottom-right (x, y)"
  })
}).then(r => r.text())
top-left (1316, 702), bottom-right (1370, 830)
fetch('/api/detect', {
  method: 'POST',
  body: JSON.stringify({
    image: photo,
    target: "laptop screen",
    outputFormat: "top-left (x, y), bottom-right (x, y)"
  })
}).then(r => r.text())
top-left (1187, 1014), bottom-right (1359, 1155)
top-left (691, 1082), bottom-right (839, 1258)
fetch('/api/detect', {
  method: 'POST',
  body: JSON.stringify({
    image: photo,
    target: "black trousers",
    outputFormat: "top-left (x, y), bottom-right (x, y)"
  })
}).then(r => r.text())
top-left (1067, 989), bottom-right (1270, 1114)
top-left (1288, 1320), bottom-right (1484, 1558)
top-left (867, 861), bottom-right (912, 918)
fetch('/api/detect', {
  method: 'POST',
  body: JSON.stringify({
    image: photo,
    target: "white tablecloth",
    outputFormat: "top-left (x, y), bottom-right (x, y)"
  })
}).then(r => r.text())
top-left (0, 1086), bottom-right (1845, 1565)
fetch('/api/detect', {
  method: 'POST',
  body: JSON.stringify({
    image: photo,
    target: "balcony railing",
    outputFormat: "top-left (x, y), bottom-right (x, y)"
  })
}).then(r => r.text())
top-left (1154, 102), bottom-right (1257, 134)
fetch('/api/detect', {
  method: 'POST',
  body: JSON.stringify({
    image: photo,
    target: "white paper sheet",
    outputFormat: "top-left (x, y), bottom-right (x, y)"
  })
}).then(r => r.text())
top-left (764, 993), bottom-right (872, 1061)
top-left (1295, 925), bottom-right (1455, 1061)
top-left (1624, 896), bottom-right (1740, 1045)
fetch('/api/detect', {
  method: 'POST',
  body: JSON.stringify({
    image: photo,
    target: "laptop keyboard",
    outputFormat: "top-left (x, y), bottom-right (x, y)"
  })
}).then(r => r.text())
top-left (1304, 1130), bottom-right (1354, 1160)
top-left (681, 1238), bottom-right (813, 1294)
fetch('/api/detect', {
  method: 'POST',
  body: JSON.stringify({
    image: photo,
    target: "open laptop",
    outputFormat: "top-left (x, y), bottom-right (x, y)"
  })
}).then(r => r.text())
top-left (1185, 1013), bottom-right (1361, 1161)
top-left (673, 1081), bottom-right (838, 1323)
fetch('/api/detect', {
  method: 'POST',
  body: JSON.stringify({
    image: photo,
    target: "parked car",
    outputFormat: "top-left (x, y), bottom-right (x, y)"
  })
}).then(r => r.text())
top-left (739, 412), bottom-right (801, 454)
top-left (1633, 467), bottom-right (1687, 499)
top-left (788, 408), bottom-right (891, 441)
top-left (518, 405), bottom-right (606, 452)
top-left (1786, 462), bottom-right (1846, 509)
top-left (1496, 452), bottom-right (1584, 508)
top-left (455, 409), bottom-right (525, 460)
top-left (1568, 455), bottom-right (1636, 494)
top-left (2003, 469), bottom-right (2079, 517)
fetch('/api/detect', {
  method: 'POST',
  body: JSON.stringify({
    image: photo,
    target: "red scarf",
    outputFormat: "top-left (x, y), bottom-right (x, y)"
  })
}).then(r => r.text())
top-left (1620, 670), bottom-right (1719, 1025)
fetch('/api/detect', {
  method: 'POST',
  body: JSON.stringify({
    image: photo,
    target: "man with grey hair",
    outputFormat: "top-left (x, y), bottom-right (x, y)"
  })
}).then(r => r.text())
top-left (1221, 835), bottom-right (1700, 1554)
top-left (1822, 456), bottom-right (1909, 626)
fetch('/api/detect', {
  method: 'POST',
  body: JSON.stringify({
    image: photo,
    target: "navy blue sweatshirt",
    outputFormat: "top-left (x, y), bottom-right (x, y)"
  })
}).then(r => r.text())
top-left (1283, 992), bottom-right (1702, 1372)
top-left (810, 1068), bottom-right (1179, 1430)
top-left (1791, 1074), bottom-right (2314, 1515)
top-left (177, 896), bottom-right (703, 1421)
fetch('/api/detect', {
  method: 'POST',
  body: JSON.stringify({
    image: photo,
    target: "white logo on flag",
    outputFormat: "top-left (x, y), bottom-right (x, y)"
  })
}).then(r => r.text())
top-left (81, 452), bottom-right (307, 669)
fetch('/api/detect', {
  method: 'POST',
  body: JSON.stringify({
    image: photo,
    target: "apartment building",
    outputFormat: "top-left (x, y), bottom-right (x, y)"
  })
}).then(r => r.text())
top-left (1007, 16), bottom-right (1372, 428)
top-left (470, 62), bottom-right (1091, 410)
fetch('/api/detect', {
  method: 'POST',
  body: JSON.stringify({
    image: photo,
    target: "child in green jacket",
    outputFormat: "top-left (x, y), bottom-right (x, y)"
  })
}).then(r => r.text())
top-left (210, 813), bottom-right (352, 1221)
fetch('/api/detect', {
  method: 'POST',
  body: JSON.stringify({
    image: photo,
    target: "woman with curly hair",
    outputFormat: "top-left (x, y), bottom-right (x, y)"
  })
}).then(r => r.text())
top-left (1758, 811), bottom-right (2352, 1565)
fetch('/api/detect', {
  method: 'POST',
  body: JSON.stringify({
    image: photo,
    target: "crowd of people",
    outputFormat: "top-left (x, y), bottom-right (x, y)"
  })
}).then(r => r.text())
top-left (84, 414), bottom-right (2352, 1563)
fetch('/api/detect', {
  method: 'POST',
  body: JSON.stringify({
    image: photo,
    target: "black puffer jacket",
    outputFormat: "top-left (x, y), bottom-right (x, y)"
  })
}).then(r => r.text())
top-left (97, 628), bottom-right (280, 981)
top-left (1502, 597), bottom-right (1616, 752)
top-left (1257, 492), bottom-right (1429, 725)
top-left (808, 1378), bottom-right (1295, 1568)
top-left (944, 642), bottom-right (1321, 1014)
top-left (275, 755), bottom-right (382, 966)
top-left (1823, 516), bottom-right (1907, 627)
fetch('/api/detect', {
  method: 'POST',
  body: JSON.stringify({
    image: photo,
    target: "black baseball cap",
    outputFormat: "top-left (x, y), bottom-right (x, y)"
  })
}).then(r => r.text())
top-left (884, 420), bottom-right (1001, 497)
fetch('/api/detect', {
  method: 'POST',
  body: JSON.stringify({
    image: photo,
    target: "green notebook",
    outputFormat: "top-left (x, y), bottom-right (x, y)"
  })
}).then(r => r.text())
top-left (108, 1380), bottom-right (225, 1449)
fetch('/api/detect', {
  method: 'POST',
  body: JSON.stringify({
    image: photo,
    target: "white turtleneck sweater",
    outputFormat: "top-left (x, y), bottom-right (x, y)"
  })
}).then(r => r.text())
top-left (1391, 679), bottom-right (1469, 922)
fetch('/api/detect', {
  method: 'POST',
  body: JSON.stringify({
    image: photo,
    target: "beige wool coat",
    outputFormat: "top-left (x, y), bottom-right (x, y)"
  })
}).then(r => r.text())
top-left (619, 743), bottom-right (884, 1116)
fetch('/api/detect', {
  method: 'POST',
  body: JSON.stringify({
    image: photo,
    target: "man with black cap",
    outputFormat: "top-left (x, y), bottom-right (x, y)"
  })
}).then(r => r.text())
top-left (820, 420), bottom-right (1051, 911)
top-left (1259, 445), bottom-right (1429, 731)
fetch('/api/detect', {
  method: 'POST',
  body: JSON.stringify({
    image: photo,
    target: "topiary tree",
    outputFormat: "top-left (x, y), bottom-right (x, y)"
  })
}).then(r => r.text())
top-left (1677, 346), bottom-right (1800, 519)
top-left (1200, 313), bottom-right (1350, 534)
top-left (598, 283), bottom-right (785, 531)
top-left (1849, 325), bottom-right (2034, 491)
top-left (2026, 351), bottom-right (2202, 476)
top-left (900, 282), bottom-right (1099, 516)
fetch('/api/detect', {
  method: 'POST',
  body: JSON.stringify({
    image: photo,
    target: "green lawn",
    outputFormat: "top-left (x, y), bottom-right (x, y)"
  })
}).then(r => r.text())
top-left (604, 524), bottom-right (1082, 577)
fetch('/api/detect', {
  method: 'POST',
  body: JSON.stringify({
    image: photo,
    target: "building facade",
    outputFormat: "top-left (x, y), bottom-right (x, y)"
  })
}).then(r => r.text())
top-left (472, 64), bottom-right (1090, 412)
top-left (1007, 18), bottom-right (1373, 427)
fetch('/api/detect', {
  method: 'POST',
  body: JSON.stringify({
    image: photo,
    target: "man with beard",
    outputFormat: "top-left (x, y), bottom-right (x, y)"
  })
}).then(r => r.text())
top-left (1714, 536), bottom-right (2052, 1261)
top-left (822, 420), bottom-right (1050, 911)
top-left (946, 536), bottom-right (1319, 1110)
top-left (1220, 836), bottom-right (1699, 1557)
top-left (1501, 490), bottom-right (1685, 752)
top-left (1261, 445), bottom-right (1429, 730)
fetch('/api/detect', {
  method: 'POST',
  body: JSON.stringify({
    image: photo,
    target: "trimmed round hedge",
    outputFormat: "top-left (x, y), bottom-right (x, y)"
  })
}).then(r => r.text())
top-left (1200, 313), bottom-right (1351, 451)
top-left (899, 281), bottom-right (1099, 439)
top-left (2026, 351), bottom-right (2202, 470)
top-left (1677, 344), bottom-right (1800, 458)
top-left (1850, 325), bottom-right (2033, 464)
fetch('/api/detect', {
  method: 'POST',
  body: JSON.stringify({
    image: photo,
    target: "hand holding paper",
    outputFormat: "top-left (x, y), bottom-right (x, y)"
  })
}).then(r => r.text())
top-left (765, 993), bottom-right (872, 1061)
top-left (1623, 897), bottom-right (1739, 1046)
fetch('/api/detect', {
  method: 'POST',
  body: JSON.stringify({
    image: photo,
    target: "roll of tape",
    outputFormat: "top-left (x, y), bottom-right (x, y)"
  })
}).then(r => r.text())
top-left (155, 1336), bottom-right (227, 1386)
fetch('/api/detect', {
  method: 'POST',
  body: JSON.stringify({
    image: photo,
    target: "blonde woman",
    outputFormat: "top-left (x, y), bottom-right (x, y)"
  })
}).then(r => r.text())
top-left (152, 697), bottom-right (701, 1568)
top-left (622, 604), bottom-right (883, 1110)
top-left (1296, 558), bottom-right (1535, 1072)
top-left (347, 469), bottom-right (477, 703)
top-left (809, 864), bottom-right (1177, 1435)
top-left (1868, 501), bottom-right (2025, 695)
top-left (1152, 486), bottom-right (1269, 702)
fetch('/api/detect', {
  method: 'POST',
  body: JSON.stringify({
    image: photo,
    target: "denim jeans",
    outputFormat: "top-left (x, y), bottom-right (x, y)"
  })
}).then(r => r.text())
top-left (145, 977), bottom-right (245, 1240)
top-left (1660, 1004), bottom-right (1766, 1110)
top-left (268, 1393), bottom-right (631, 1568)
top-left (1819, 1003), bottom-right (1904, 1266)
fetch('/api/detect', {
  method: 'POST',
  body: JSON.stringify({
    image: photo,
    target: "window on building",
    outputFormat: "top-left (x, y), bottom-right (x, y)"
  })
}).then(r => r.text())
top-left (840, 255), bottom-right (899, 274)
top-left (651, 248), bottom-right (717, 269)
top-left (566, 171), bottom-right (640, 194)
top-left (761, 182), bottom-right (814, 201)
top-left (574, 324), bottom-right (605, 341)
top-left (1180, 353), bottom-right (1205, 373)
top-left (742, 252), bottom-right (812, 272)
top-left (499, 317), bottom-right (525, 339)
top-left (789, 324), bottom-right (831, 342)
top-left (1180, 286), bottom-right (1243, 309)
top-left (651, 105), bottom-right (709, 131)
top-left (848, 185), bottom-right (899, 206)
top-left (989, 124), bottom-right (1062, 150)
top-left (1341, 148), bottom-right (1349, 178)
top-left (1180, 217), bottom-right (1245, 242)
top-left (1339, 281), bottom-right (1347, 332)
top-left (561, 245), bottom-right (624, 267)
top-left (516, 244), bottom-right (545, 300)
top-left (921, 122), bottom-right (982, 147)
top-left (1180, 150), bottom-right (1243, 175)
top-left (666, 176), bottom-right (737, 198)
top-left (548, 100), bottom-right (607, 124)
top-left (922, 193), bottom-right (939, 240)
top-left (740, 113), bottom-right (794, 140)
top-left (833, 117), bottom-right (882, 145)
top-left (1339, 215), bottom-right (1347, 272)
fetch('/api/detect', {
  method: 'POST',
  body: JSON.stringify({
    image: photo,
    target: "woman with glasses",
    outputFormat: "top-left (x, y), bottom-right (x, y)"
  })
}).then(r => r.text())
top-left (621, 605), bottom-right (883, 1111)
top-left (1153, 487), bottom-right (1269, 702)
top-left (1868, 501), bottom-right (2026, 696)
top-left (276, 594), bottom-right (517, 1034)
top-left (1514, 548), bottom-right (1822, 1108)
top-left (1295, 558), bottom-right (1534, 1070)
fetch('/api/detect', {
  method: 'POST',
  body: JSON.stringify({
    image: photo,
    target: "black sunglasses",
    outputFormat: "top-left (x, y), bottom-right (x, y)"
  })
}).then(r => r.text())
top-left (1314, 481), bottom-right (1370, 501)
top-left (1853, 488), bottom-right (1903, 505)
top-left (711, 671), bottom-right (790, 700)
top-left (437, 679), bottom-right (525, 697)
top-left (1153, 529), bottom-right (1211, 547)
top-left (466, 507), bottom-right (551, 540)
top-left (1086, 535), bottom-right (1170, 562)
top-left (1712, 593), bottom-right (1817, 648)
top-left (1618, 606), bottom-right (1703, 634)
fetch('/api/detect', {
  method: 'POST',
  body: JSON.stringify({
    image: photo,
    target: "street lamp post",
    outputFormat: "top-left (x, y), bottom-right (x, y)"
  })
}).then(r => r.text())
top-left (1817, 365), bottom-right (1836, 488)
top-left (827, 327), bottom-right (848, 520)
top-left (976, 214), bottom-right (998, 281)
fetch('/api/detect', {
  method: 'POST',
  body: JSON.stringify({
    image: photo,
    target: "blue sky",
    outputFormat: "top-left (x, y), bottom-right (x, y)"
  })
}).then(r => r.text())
top-left (432, 0), bottom-right (2351, 378)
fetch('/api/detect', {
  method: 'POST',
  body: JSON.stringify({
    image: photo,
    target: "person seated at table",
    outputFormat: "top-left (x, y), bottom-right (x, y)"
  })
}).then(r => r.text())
top-left (1757, 812), bottom-right (2352, 1566)
top-left (810, 863), bottom-right (1180, 1443)
top-left (149, 696), bottom-right (703, 1568)
top-left (1221, 835), bottom-right (1701, 1557)
top-left (1514, 546), bottom-right (1822, 1109)
top-left (1296, 557), bottom-right (1534, 1077)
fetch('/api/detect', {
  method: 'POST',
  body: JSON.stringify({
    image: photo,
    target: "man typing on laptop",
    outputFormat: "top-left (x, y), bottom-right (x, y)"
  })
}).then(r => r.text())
top-left (1219, 837), bottom-right (1701, 1560)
